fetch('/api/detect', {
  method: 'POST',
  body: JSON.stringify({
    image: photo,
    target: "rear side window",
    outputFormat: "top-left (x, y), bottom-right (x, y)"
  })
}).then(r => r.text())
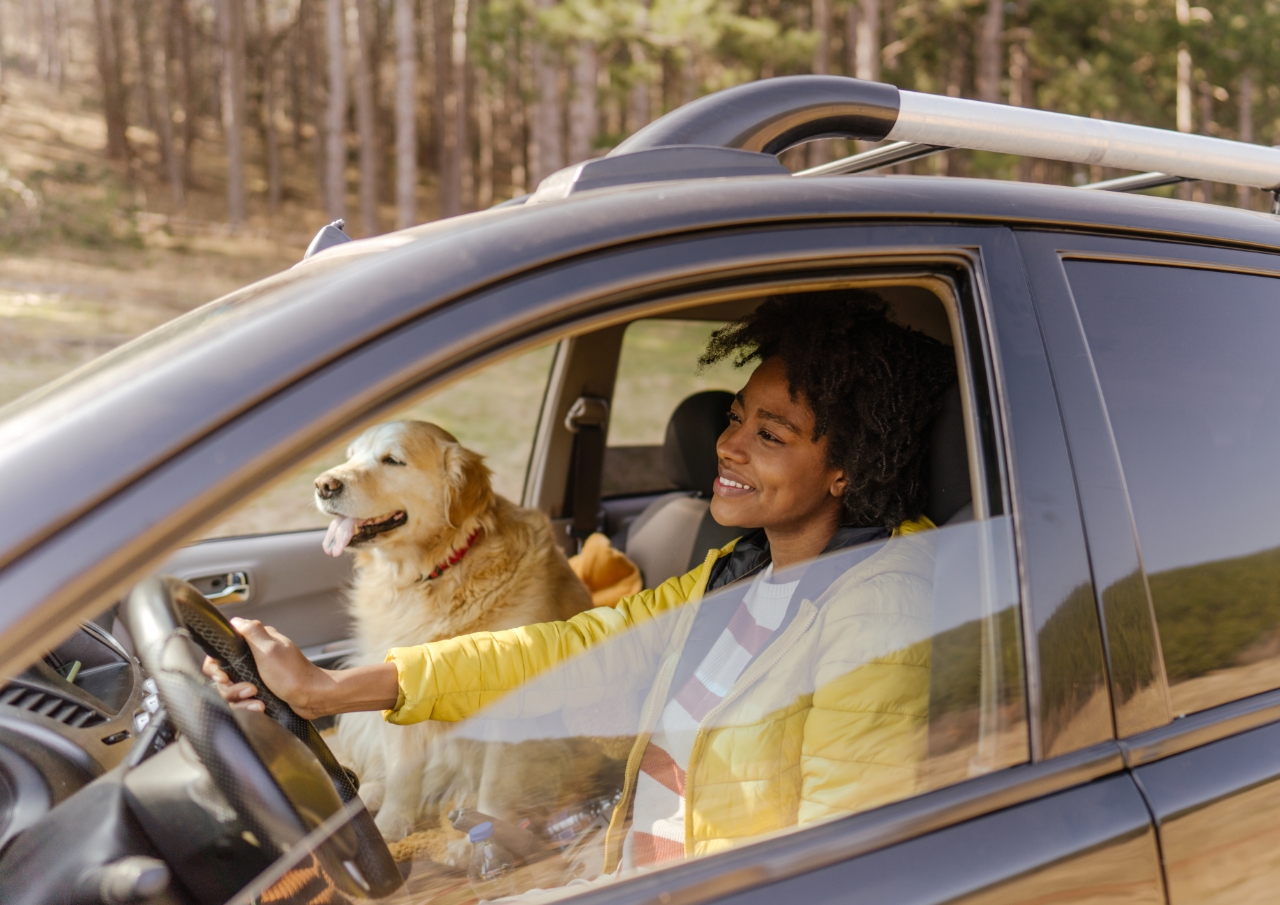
top-left (1069, 260), bottom-right (1280, 716)
top-left (603, 319), bottom-right (739, 496)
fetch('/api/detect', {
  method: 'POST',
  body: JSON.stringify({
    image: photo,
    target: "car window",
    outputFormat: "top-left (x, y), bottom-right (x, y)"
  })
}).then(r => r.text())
top-left (200, 342), bottom-right (556, 538)
top-left (227, 516), bottom-right (1027, 904)
top-left (1069, 260), bottom-right (1280, 717)
top-left (603, 319), bottom-right (740, 497)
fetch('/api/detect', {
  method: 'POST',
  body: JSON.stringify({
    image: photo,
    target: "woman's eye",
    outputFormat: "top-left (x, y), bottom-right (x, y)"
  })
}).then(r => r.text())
top-left (381, 455), bottom-right (406, 466)
top-left (758, 429), bottom-right (780, 444)
top-left (726, 410), bottom-right (741, 424)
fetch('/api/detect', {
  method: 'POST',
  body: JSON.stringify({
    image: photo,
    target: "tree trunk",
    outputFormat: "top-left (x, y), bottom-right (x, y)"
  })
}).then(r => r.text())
top-left (132, 0), bottom-right (159, 134)
top-left (218, 0), bottom-right (247, 225)
top-left (393, 0), bottom-right (416, 227)
top-left (302, 2), bottom-right (328, 211)
top-left (39, 0), bottom-right (60, 84)
top-left (256, 0), bottom-right (280, 214)
top-left (157, 0), bottom-right (184, 207)
top-left (94, 0), bottom-right (130, 160)
top-left (568, 39), bottom-right (596, 164)
top-left (809, 0), bottom-right (830, 165)
top-left (976, 0), bottom-right (1001, 103)
top-left (325, 0), bottom-right (347, 221)
top-left (353, 0), bottom-right (378, 233)
top-left (529, 0), bottom-right (561, 185)
top-left (626, 41), bottom-right (649, 135)
top-left (175, 0), bottom-right (195, 188)
top-left (476, 61), bottom-right (493, 208)
top-left (510, 26), bottom-right (528, 195)
top-left (854, 0), bottom-right (878, 82)
top-left (452, 0), bottom-right (471, 210)
top-left (1238, 69), bottom-right (1254, 209)
top-left (434, 0), bottom-right (458, 216)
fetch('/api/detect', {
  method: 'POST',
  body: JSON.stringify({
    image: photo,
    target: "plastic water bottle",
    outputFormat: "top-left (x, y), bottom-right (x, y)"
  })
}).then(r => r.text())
top-left (467, 821), bottom-right (521, 902)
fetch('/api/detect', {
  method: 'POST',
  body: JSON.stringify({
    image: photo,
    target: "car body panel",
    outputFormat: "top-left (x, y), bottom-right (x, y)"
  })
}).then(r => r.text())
top-left (3, 170), bottom-right (1280, 903)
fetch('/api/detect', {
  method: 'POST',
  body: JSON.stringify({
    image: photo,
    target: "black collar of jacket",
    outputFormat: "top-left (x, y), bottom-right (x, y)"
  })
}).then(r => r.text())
top-left (704, 523), bottom-right (891, 593)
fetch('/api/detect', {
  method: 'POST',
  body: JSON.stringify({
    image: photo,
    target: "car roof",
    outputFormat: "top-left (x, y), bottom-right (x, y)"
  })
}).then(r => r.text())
top-left (0, 174), bottom-right (1276, 603)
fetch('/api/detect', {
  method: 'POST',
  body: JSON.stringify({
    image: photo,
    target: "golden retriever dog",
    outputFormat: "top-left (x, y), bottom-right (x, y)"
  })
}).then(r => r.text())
top-left (314, 420), bottom-right (593, 844)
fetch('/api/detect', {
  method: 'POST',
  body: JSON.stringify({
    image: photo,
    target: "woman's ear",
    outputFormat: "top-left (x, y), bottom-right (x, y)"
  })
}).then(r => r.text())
top-left (829, 469), bottom-right (849, 499)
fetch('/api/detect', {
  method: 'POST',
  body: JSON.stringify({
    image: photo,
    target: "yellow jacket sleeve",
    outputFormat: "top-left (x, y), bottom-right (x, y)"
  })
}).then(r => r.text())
top-left (384, 563), bottom-right (710, 725)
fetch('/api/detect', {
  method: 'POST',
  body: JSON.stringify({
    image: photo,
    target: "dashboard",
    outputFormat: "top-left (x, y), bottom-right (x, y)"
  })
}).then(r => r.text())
top-left (0, 622), bottom-right (148, 854)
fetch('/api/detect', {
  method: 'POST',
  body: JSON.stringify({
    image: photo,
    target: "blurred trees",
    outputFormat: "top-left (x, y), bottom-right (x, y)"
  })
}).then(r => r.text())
top-left (3, 0), bottom-right (1280, 234)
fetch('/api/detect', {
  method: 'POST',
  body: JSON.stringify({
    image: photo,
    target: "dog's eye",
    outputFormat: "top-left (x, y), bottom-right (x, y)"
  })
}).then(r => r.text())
top-left (381, 455), bottom-right (406, 466)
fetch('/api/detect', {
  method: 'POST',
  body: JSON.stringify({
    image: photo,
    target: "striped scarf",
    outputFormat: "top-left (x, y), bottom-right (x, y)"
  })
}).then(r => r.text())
top-left (624, 565), bottom-right (798, 868)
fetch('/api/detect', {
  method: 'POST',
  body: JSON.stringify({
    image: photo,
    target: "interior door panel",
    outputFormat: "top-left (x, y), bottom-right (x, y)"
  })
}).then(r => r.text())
top-left (157, 530), bottom-right (354, 664)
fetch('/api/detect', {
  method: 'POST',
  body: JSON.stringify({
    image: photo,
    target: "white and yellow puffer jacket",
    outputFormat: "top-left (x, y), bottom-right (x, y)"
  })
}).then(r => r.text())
top-left (385, 519), bottom-right (935, 870)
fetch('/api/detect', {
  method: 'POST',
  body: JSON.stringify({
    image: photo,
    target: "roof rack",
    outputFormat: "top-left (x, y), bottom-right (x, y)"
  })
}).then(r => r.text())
top-left (534, 76), bottom-right (1280, 211)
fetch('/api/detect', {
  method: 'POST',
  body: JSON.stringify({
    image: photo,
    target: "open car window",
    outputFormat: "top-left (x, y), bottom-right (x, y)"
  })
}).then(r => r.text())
top-left (198, 342), bottom-right (557, 539)
top-left (227, 516), bottom-right (1026, 904)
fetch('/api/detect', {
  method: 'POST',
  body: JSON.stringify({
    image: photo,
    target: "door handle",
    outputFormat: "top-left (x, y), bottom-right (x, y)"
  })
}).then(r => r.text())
top-left (187, 571), bottom-right (251, 605)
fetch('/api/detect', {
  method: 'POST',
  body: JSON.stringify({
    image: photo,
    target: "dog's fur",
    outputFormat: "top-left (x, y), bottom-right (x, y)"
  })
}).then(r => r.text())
top-left (315, 420), bottom-right (593, 842)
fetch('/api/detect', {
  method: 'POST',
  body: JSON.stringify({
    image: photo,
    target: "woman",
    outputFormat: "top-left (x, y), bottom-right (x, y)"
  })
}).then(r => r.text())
top-left (207, 289), bottom-right (957, 870)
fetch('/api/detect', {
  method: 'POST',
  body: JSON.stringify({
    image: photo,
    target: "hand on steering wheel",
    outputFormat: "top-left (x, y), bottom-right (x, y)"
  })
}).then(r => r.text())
top-left (202, 618), bottom-right (328, 718)
top-left (123, 576), bottom-right (403, 900)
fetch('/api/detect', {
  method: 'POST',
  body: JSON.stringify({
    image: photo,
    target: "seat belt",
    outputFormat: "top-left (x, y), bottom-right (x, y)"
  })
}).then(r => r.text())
top-left (564, 396), bottom-right (610, 549)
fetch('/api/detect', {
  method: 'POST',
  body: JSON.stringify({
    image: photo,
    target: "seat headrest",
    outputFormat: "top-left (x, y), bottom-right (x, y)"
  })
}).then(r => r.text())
top-left (662, 391), bottom-right (735, 495)
top-left (924, 383), bottom-right (972, 525)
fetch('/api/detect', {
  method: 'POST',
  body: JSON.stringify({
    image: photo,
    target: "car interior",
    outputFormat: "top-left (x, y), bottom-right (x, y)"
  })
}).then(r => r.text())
top-left (136, 280), bottom-right (985, 674)
top-left (0, 274), bottom-right (1014, 904)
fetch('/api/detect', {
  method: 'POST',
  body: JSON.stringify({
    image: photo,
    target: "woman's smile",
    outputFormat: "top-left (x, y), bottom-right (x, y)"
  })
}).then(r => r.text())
top-left (714, 468), bottom-right (756, 497)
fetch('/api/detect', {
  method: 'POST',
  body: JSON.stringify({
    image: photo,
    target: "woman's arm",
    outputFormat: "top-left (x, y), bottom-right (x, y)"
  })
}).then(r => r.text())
top-left (202, 617), bottom-right (398, 720)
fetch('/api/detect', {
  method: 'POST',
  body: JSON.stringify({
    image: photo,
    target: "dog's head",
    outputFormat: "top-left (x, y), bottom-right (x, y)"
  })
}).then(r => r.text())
top-left (314, 421), bottom-right (493, 557)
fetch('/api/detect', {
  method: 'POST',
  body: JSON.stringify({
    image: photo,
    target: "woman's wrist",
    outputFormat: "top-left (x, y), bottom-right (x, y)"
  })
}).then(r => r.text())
top-left (309, 662), bottom-right (400, 717)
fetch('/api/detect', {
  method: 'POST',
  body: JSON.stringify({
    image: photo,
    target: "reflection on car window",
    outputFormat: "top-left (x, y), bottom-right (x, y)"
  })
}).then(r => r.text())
top-left (1071, 261), bottom-right (1280, 717)
top-left (199, 343), bottom-right (556, 538)
top-left (230, 517), bottom-right (1026, 904)
top-left (603, 320), bottom-right (739, 497)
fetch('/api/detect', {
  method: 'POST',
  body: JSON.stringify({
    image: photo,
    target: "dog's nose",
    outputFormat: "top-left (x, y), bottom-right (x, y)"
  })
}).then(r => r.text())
top-left (316, 475), bottom-right (344, 499)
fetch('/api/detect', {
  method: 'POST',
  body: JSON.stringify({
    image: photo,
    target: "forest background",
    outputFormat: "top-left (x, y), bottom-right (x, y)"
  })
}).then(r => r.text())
top-left (0, 0), bottom-right (1278, 404)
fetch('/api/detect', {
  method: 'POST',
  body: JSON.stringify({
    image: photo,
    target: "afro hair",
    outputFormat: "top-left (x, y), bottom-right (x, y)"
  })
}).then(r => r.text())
top-left (700, 289), bottom-right (958, 529)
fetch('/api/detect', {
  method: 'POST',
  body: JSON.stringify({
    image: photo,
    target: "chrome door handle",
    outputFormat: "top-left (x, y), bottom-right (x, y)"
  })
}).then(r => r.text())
top-left (188, 571), bottom-right (251, 604)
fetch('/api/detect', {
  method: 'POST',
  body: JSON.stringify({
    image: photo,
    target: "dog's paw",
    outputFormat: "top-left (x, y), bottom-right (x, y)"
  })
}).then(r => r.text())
top-left (359, 780), bottom-right (385, 814)
top-left (375, 805), bottom-right (417, 842)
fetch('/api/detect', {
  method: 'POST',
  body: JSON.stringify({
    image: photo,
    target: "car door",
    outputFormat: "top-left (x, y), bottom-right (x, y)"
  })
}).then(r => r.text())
top-left (1021, 229), bottom-right (1280, 905)
top-left (644, 224), bottom-right (1161, 905)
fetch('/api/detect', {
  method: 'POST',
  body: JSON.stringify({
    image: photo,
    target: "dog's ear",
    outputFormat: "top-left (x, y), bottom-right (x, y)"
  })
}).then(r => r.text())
top-left (443, 442), bottom-right (494, 527)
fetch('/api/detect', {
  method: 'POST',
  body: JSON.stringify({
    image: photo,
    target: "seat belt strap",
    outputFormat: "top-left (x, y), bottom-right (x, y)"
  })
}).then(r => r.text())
top-left (564, 396), bottom-right (610, 547)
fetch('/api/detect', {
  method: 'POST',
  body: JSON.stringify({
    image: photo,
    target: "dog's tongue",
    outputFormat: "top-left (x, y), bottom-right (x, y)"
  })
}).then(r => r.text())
top-left (323, 517), bottom-right (357, 557)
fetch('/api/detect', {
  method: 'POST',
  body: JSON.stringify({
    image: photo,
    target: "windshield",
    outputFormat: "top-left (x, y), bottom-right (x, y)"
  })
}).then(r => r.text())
top-left (227, 516), bottom-right (1026, 905)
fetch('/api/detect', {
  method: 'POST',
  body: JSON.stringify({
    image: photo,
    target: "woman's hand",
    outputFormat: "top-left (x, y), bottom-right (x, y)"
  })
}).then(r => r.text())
top-left (202, 617), bottom-right (401, 720)
top-left (202, 618), bottom-right (330, 720)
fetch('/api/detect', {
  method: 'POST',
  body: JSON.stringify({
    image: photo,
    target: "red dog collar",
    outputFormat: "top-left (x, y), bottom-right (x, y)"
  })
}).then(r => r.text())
top-left (418, 528), bottom-right (483, 583)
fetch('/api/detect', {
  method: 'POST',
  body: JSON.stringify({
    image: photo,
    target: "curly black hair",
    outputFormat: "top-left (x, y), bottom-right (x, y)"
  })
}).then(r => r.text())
top-left (700, 289), bottom-right (957, 529)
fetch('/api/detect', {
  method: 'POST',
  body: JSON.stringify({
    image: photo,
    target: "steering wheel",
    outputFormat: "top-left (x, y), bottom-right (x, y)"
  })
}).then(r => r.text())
top-left (123, 576), bottom-right (402, 900)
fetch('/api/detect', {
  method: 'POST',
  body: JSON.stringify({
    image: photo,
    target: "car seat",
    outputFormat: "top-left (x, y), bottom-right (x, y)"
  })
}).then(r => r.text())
top-left (623, 391), bottom-right (744, 588)
top-left (925, 383), bottom-right (973, 526)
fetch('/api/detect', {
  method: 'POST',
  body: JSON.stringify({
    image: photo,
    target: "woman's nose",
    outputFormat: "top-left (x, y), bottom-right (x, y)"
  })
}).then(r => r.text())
top-left (716, 425), bottom-right (747, 463)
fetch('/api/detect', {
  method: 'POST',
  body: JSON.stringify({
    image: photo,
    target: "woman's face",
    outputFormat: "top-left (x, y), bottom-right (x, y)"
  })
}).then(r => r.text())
top-left (710, 356), bottom-right (848, 533)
